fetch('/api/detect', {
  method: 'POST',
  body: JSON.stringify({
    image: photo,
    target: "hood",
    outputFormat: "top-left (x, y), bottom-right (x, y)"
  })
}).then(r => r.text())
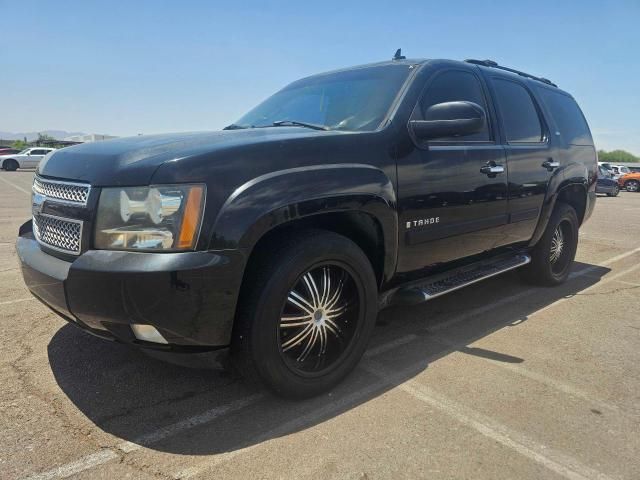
top-left (38, 128), bottom-right (332, 186)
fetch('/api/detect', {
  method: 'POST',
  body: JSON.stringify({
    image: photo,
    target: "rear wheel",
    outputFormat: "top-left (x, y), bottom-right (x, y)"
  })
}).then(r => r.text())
top-left (625, 179), bottom-right (639, 192)
top-left (232, 230), bottom-right (378, 398)
top-left (520, 202), bottom-right (579, 286)
top-left (2, 159), bottom-right (18, 171)
top-left (606, 185), bottom-right (619, 197)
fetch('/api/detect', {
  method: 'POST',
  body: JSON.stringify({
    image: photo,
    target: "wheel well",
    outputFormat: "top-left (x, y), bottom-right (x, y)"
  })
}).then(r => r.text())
top-left (557, 184), bottom-right (587, 225)
top-left (244, 212), bottom-right (385, 287)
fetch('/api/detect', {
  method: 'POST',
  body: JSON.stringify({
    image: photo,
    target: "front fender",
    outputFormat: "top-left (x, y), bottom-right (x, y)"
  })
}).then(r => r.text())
top-left (210, 164), bottom-right (398, 279)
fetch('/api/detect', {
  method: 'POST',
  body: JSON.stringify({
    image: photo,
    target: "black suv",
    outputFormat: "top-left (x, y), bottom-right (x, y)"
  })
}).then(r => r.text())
top-left (18, 55), bottom-right (596, 398)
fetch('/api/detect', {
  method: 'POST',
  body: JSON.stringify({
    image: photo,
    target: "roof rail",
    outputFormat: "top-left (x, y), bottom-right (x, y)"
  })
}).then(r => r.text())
top-left (464, 59), bottom-right (557, 87)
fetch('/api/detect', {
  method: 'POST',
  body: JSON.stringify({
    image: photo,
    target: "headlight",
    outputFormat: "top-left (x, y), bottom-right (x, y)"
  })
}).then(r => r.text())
top-left (95, 184), bottom-right (205, 251)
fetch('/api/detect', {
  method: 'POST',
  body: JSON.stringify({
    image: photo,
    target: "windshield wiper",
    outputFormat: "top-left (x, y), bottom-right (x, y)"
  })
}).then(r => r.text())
top-left (272, 120), bottom-right (329, 131)
top-left (223, 124), bottom-right (249, 130)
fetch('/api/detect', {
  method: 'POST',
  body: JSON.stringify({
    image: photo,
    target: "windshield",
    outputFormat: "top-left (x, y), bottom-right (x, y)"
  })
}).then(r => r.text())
top-left (18, 149), bottom-right (30, 154)
top-left (234, 64), bottom-right (412, 132)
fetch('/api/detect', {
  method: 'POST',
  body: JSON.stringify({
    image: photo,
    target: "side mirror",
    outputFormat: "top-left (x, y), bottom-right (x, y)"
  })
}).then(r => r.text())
top-left (409, 101), bottom-right (486, 141)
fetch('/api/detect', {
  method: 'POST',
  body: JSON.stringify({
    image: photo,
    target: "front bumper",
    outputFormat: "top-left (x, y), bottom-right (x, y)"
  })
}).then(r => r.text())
top-left (17, 221), bottom-right (245, 352)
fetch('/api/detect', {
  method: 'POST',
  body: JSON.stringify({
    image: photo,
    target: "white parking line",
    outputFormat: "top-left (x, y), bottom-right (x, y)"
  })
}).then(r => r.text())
top-left (0, 174), bottom-right (31, 195)
top-left (24, 450), bottom-right (120, 480)
top-left (364, 333), bottom-right (417, 357)
top-left (429, 334), bottom-right (625, 416)
top-left (20, 246), bottom-right (640, 480)
top-left (0, 297), bottom-right (34, 306)
top-left (427, 246), bottom-right (640, 333)
top-left (364, 360), bottom-right (614, 480)
top-left (24, 394), bottom-right (264, 480)
top-left (612, 279), bottom-right (640, 288)
top-left (527, 262), bottom-right (640, 318)
top-left (174, 374), bottom-right (396, 479)
top-left (595, 246), bottom-right (640, 266)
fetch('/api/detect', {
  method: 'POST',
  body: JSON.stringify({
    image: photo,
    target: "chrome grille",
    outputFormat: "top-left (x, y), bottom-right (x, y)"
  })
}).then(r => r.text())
top-left (33, 214), bottom-right (82, 255)
top-left (33, 176), bottom-right (90, 205)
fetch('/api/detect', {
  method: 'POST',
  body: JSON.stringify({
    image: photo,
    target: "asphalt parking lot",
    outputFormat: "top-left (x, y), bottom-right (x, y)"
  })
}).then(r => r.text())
top-left (1, 170), bottom-right (639, 480)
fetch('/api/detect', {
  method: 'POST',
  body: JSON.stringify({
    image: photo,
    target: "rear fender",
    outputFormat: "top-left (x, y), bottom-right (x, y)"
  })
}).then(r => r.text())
top-left (529, 176), bottom-right (589, 247)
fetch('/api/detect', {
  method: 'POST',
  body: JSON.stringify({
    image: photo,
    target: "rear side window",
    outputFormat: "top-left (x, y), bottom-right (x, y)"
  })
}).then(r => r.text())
top-left (492, 78), bottom-right (544, 143)
top-left (416, 70), bottom-right (491, 142)
top-left (538, 89), bottom-right (592, 145)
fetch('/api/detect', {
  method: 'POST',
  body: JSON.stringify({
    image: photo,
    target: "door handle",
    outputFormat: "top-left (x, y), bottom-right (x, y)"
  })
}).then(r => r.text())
top-left (480, 163), bottom-right (505, 177)
top-left (542, 160), bottom-right (560, 171)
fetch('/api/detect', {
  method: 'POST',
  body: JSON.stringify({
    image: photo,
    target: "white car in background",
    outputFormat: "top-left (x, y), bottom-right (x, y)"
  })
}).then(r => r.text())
top-left (610, 164), bottom-right (631, 176)
top-left (0, 147), bottom-right (56, 171)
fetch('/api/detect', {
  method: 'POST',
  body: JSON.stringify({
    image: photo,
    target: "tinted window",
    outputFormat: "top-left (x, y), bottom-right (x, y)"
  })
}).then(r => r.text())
top-left (538, 89), bottom-right (592, 145)
top-left (493, 79), bottom-right (543, 143)
top-left (416, 70), bottom-right (490, 141)
top-left (31, 149), bottom-right (46, 155)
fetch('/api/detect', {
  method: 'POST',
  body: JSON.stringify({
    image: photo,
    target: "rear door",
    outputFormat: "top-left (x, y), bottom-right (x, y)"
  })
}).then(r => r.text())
top-left (486, 76), bottom-right (554, 242)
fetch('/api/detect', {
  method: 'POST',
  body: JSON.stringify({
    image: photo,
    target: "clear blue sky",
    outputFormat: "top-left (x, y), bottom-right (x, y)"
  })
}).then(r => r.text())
top-left (1, 0), bottom-right (639, 154)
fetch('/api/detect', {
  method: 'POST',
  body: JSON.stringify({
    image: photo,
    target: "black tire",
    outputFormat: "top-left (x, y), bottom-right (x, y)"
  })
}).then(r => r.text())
top-left (606, 185), bottom-right (619, 197)
top-left (2, 159), bottom-right (18, 171)
top-left (232, 229), bottom-right (378, 399)
top-left (520, 202), bottom-right (579, 286)
top-left (625, 179), bottom-right (639, 192)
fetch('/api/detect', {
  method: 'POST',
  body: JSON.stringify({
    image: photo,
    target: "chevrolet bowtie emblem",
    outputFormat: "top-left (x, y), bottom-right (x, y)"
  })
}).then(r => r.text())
top-left (32, 192), bottom-right (45, 215)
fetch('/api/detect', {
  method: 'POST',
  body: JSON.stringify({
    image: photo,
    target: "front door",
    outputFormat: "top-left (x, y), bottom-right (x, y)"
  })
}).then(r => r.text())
top-left (396, 67), bottom-right (508, 275)
top-left (25, 149), bottom-right (45, 167)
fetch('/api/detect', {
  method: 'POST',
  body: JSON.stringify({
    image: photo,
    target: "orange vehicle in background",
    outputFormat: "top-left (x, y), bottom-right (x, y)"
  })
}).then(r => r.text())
top-left (618, 172), bottom-right (640, 192)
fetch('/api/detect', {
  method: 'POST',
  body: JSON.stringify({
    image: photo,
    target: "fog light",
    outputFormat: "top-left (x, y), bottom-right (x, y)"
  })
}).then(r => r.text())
top-left (131, 324), bottom-right (168, 344)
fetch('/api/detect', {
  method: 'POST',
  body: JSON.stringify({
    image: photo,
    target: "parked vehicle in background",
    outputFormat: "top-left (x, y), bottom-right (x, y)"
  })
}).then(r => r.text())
top-left (618, 172), bottom-right (640, 192)
top-left (0, 147), bottom-right (56, 171)
top-left (611, 164), bottom-right (631, 176)
top-left (598, 163), bottom-right (619, 179)
top-left (596, 167), bottom-right (619, 196)
top-left (17, 56), bottom-right (597, 398)
top-left (0, 148), bottom-right (21, 156)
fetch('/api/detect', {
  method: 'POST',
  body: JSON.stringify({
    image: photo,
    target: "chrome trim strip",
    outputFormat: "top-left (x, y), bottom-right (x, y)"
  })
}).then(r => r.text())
top-left (33, 175), bottom-right (91, 206)
top-left (33, 213), bottom-right (84, 256)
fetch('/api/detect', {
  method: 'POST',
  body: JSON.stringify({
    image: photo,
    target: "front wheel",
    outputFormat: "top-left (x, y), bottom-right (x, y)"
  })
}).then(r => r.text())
top-left (520, 202), bottom-right (579, 286)
top-left (625, 180), bottom-right (639, 192)
top-left (2, 159), bottom-right (18, 171)
top-left (607, 185), bottom-right (619, 197)
top-left (232, 230), bottom-right (378, 398)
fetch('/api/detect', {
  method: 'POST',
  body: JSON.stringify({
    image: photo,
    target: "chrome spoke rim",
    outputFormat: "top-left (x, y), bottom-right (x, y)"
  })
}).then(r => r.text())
top-left (279, 264), bottom-right (359, 374)
top-left (549, 226), bottom-right (564, 264)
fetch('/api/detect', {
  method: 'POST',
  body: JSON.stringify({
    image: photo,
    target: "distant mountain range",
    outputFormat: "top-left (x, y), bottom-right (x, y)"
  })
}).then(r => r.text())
top-left (0, 130), bottom-right (87, 141)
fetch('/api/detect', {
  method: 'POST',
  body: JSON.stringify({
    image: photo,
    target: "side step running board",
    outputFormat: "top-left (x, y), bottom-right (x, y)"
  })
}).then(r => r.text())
top-left (387, 253), bottom-right (531, 306)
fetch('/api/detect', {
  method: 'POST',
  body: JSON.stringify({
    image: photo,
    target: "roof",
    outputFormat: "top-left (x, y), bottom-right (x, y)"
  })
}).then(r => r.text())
top-left (299, 57), bottom-right (559, 91)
